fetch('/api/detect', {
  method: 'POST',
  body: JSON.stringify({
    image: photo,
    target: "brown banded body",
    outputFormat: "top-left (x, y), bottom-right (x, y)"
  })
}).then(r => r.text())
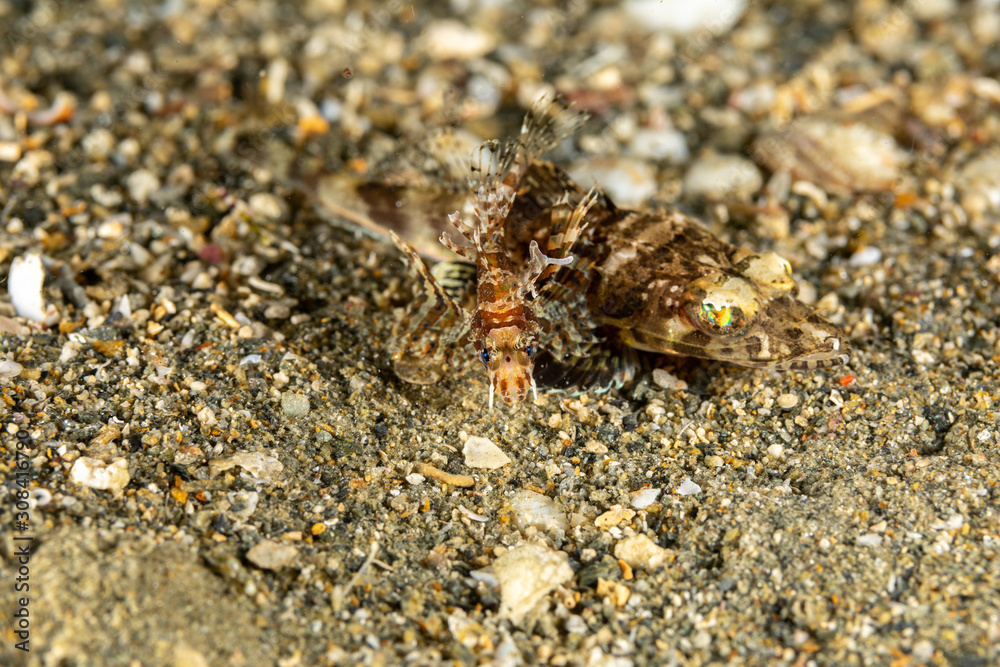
top-left (311, 102), bottom-right (851, 405)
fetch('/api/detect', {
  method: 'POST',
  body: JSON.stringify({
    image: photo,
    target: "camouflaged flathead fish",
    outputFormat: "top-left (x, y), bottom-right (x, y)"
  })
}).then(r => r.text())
top-left (317, 101), bottom-right (851, 408)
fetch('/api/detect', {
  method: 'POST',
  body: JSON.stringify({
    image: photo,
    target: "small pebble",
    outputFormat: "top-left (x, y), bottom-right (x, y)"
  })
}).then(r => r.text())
top-left (766, 444), bottom-right (784, 459)
top-left (69, 457), bottom-right (130, 494)
top-left (683, 154), bottom-right (762, 201)
top-left (623, 0), bottom-right (746, 35)
top-left (211, 452), bottom-right (283, 480)
top-left (248, 193), bottom-right (283, 221)
top-left (677, 478), bottom-right (702, 495)
top-left (569, 158), bottom-right (656, 208)
top-left (509, 489), bottom-right (567, 537)
top-left (753, 120), bottom-right (906, 195)
top-left (281, 392), bottom-right (310, 417)
top-left (777, 393), bottom-right (799, 410)
top-left (246, 540), bottom-right (298, 570)
top-left (614, 533), bottom-right (669, 569)
top-left (652, 368), bottom-right (688, 391)
top-left (493, 544), bottom-right (573, 625)
top-left (0, 141), bottom-right (22, 162)
top-left (0, 358), bottom-right (24, 378)
top-left (630, 488), bottom-right (662, 509)
top-left (418, 21), bottom-right (496, 60)
top-left (596, 578), bottom-right (631, 607)
top-left (8, 254), bottom-right (47, 322)
top-left (628, 127), bottom-right (689, 163)
top-left (857, 533), bottom-right (883, 547)
top-left (849, 246), bottom-right (882, 267)
top-left (126, 169), bottom-right (161, 205)
top-left (191, 272), bottom-right (214, 290)
top-left (595, 505), bottom-right (636, 529)
top-left (462, 435), bottom-right (511, 469)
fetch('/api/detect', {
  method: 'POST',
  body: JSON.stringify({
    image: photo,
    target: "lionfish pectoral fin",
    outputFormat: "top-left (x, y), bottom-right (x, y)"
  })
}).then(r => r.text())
top-left (390, 232), bottom-right (470, 385)
top-left (532, 343), bottom-right (642, 397)
top-left (547, 188), bottom-right (598, 256)
top-left (430, 260), bottom-right (477, 306)
top-left (518, 188), bottom-right (600, 299)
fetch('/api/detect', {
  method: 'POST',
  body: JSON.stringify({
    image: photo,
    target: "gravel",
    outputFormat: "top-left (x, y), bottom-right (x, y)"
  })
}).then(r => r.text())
top-left (1, 1), bottom-right (999, 666)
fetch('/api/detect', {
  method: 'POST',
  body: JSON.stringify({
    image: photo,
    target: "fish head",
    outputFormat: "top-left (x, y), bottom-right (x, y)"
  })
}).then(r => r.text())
top-left (477, 325), bottom-right (537, 408)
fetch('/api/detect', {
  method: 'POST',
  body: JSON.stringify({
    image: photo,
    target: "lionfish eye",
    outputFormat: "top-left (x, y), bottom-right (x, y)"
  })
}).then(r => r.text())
top-left (689, 298), bottom-right (751, 338)
top-left (480, 349), bottom-right (490, 365)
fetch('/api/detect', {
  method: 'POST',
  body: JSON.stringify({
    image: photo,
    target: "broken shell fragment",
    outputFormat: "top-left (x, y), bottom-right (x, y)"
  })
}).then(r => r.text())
top-left (752, 119), bottom-right (906, 196)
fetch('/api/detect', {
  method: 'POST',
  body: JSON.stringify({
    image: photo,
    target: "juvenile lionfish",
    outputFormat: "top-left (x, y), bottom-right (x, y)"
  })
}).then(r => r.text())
top-left (316, 101), bottom-right (851, 408)
top-left (386, 108), bottom-right (596, 408)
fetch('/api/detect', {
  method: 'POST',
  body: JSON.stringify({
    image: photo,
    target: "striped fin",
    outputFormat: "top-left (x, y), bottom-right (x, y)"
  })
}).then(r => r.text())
top-left (430, 261), bottom-right (477, 307)
top-left (533, 342), bottom-right (641, 396)
top-left (389, 232), bottom-right (470, 383)
top-left (516, 97), bottom-right (588, 166)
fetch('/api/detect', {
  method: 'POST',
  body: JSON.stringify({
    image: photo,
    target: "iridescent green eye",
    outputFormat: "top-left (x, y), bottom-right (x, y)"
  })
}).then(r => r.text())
top-left (683, 275), bottom-right (760, 339)
top-left (690, 298), bottom-right (750, 338)
top-left (782, 259), bottom-right (792, 276)
top-left (702, 302), bottom-right (733, 327)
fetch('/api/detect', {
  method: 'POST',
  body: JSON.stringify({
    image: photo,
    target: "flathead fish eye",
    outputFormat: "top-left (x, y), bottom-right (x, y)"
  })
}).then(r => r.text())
top-left (690, 297), bottom-right (750, 337)
top-left (480, 349), bottom-right (490, 365)
top-left (701, 301), bottom-right (733, 328)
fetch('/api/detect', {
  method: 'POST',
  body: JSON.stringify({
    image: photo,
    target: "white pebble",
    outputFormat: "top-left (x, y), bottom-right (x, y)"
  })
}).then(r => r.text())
top-left (624, 0), bottom-right (747, 35)
top-left (677, 478), bottom-right (701, 496)
top-left (857, 533), bottom-right (883, 547)
top-left (628, 127), bottom-right (689, 163)
top-left (569, 157), bottom-right (656, 208)
top-left (848, 246), bottom-right (882, 267)
top-left (418, 21), bottom-right (496, 60)
top-left (196, 406), bottom-right (218, 426)
top-left (281, 392), bottom-right (310, 417)
top-left (614, 533), bottom-right (669, 569)
top-left (97, 215), bottom-right (130, 239)
top-left (0, 358), bottom-right (23, 378)
top-left (69, 457), bottom-right (130, 494)
top-left (126, 169), bottom-right (161, 205)
top-left (509, 489), bottom-right (567, 537)
top-left (0, 141), bottom-right (22, 162)
top-left (246, 540), bottom-right (298, 570)
top-left (463, 435), bottom-right (511, 469)
top-left (630, 488), bottom-right (662, 509)
top-left (493, 544), bottom-right (573, 625)
top-left (652, 368), bottom-right (688, 391)
top-left (777, 393), bottom-right (799, 410)
top-left (684, 154), bottom-right (762, 201)
top-left (248, 193), bottom-right (283, 221)
top-left (957, 153), bottom-right (1000, 214)
top-left (8, 254), bottom-right (47, 322)
top-left (210, 452), bottom-right (283, 480)
top-left (766, 444), bottom-right (784, 459)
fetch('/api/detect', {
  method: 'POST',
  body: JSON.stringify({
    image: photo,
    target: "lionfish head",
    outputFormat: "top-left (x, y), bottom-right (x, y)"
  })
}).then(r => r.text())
top-left (477, 326), bottom-right (537, 408)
